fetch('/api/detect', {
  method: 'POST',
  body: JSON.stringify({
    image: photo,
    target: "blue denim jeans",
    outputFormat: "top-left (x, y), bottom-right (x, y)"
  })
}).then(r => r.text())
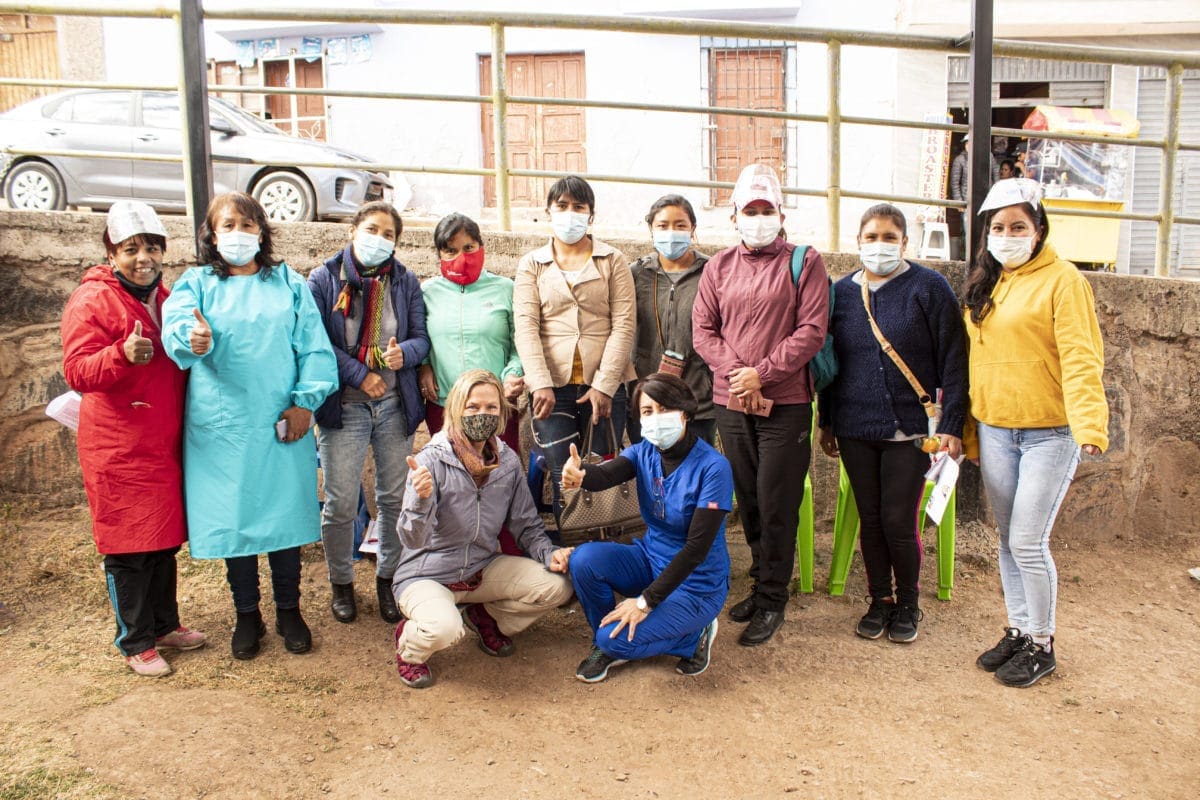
top-left (531, 384), bottom-right (627, 520)
top-left (316, 395), bottom-right (412, 584)
top-left (978, 423), bottom-right (1080, 637)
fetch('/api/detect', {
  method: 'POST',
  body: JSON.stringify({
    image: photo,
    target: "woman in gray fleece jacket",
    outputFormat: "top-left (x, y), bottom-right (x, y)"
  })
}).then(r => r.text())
top-left (391, 369), bottom-right (574, 688)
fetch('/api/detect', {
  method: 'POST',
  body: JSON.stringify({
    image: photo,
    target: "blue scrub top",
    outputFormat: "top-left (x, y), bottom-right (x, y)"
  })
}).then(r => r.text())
top-left (162, 264), bottom-right (338, 559)
top-left (622, 438), bottom-right (733, 598)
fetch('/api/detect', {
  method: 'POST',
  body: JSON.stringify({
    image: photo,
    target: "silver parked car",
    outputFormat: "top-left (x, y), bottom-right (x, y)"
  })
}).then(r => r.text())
top-left (0, 89), bottom-right (392, 222)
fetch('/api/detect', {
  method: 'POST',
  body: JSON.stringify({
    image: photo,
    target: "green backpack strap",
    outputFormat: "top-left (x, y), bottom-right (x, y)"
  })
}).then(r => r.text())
top-left (789, 244), bottom-right (809, 285)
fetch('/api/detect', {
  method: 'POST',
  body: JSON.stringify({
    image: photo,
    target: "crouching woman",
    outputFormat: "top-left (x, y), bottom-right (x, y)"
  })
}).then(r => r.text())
top-left (391, 369), bottom-right (574, 688)
top-left (564, 373), bottom-right (733, 683)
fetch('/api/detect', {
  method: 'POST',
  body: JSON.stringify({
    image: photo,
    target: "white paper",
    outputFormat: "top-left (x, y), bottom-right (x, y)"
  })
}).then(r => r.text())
top-left (924, 452), bottom-right (962, 526)
top-left (357, 519), bottom-right (380, 555)
top-left (46, 391), bottom-right (82, 431)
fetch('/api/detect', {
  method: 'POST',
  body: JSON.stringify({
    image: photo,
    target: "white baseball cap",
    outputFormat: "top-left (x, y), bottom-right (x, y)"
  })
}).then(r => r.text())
top-left (978, 178), bottom-right (1044, 215)
top-left (731, 164), bottom-right (783, 211)
top-left (106, 200), bottom-right (168, 245)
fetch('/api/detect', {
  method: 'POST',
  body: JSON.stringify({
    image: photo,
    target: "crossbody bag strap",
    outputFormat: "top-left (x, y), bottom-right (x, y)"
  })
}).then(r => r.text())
top-left (860, 278), bottom-right (938, 420)
top-left (652, 270), bottom-right (666, 351)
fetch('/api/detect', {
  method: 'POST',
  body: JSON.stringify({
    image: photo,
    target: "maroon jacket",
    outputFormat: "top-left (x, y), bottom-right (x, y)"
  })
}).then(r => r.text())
top-left (692, 237), bottom-right (830, 406)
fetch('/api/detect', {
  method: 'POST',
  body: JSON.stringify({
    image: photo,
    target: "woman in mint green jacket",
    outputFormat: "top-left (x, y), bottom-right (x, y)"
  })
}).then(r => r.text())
top-left (419, 212), bottom-right (524, 465)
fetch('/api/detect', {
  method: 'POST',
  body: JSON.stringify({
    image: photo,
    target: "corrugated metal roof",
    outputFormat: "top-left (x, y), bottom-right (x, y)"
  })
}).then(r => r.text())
top-left (948, 56), bottom-right (1110, 83)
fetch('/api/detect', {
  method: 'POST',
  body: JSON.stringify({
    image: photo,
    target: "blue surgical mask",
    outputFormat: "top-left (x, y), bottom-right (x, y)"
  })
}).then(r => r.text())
top-left (653, 230), bottom-right (692, 262)
top-left (641, 411), bottom-right (685, 450)
top-left (353, 231), bottom-right (395, 268)
top-left (215, 231), bottom-right (260, 267)
top-left (859, 241), bottom-right (902, 276)
top-left (550, 211), bottom-right (590, 245)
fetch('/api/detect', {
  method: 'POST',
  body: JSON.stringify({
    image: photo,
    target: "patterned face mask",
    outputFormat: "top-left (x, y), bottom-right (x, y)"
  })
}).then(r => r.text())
top-left (460, 413), bottom-right (500, 442)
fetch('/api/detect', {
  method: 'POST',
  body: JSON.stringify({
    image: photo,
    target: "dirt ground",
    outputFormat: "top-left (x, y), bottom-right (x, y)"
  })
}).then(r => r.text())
top-left (0, 503), bottom-right (1197, 800)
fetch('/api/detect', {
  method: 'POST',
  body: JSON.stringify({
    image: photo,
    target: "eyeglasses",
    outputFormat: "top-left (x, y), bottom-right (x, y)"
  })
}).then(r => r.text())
top-left (653, 476), bottom-right (666, 519)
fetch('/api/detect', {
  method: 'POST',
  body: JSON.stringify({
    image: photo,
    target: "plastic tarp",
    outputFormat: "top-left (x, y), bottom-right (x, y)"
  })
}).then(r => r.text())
top-left (1022, 106), bottom-right (1140, 201)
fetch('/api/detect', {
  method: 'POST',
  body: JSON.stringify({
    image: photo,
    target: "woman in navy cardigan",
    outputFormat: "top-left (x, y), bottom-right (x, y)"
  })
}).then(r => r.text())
top-left (307, 201), bottom-right (429, 626)
top-left (817, 203), bottom-right (968, 644)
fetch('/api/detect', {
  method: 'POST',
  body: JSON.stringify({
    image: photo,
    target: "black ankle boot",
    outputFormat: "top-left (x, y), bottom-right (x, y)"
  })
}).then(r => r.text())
top-left (231, 609), bottom-right (266, 660)
top-left (275, 607), bottom-right (312, 654)
top-left (376, 576), bottom-right (401, 623)
top-left (330, 582), bottom-right (356, 624)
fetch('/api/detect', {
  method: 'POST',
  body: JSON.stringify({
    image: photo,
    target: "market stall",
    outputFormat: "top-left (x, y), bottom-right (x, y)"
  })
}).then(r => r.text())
top-left (1022, 105), bottom-right (1140, 267)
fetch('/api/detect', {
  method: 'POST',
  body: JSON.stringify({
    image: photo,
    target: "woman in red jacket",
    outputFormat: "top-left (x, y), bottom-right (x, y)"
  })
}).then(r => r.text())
top-left (61, 201), bottom-right (206, 677)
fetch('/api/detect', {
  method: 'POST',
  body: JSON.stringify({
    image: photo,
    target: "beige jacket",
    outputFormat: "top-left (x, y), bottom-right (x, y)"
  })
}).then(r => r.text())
top-left (513, 237), bottom-right (637, 397)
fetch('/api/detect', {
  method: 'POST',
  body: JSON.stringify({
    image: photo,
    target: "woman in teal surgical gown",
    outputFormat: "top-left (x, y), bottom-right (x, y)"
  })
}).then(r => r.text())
top-left (163, 192), bottom-right (337, 660)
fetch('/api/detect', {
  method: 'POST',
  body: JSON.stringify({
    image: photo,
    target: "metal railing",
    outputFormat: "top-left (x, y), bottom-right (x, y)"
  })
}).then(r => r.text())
top-left (1, 1), bottom-right (1198, 276)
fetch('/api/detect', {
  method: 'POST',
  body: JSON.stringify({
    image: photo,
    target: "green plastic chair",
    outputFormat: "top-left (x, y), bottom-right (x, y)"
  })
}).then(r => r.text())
top-left (826, 460), bottom-right (955, 601)
top-left (794, 407), bottom-right (818, 594)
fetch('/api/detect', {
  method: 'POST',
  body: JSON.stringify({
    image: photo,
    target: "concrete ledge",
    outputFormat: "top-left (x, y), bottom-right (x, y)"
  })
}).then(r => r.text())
top-left (2, 210), bottom-right (1196, 544)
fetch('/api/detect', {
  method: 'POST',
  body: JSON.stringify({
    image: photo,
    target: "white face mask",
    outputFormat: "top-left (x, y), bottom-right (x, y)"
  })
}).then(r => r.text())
top-left (550, 211), bottom-right (590, 245)
top-left (737, 212), bottom-right (781, 249)
top-left (859, 241), bottom-right (903, 276)
top-left (987, 234), bottom-right (1035, 268)
top-left (640, 411), bottom-right (685, 450)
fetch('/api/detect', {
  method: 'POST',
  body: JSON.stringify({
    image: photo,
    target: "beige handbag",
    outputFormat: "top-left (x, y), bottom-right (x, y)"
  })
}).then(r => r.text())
top-left (557, 422), bottom-right (645, 547)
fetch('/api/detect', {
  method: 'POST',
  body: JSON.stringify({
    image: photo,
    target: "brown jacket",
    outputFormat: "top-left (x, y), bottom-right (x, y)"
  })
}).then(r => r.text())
top-left (513, 237), bottom-right (637, 397)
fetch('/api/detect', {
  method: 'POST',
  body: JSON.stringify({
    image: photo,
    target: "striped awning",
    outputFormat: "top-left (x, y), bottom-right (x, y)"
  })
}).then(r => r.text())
top-left (1022, 105), bottom-right (1141, 138)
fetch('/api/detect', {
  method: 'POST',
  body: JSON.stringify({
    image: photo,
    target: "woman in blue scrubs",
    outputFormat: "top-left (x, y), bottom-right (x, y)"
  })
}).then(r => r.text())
top-left (163, 192), bottom-right (338, 660)
top-left (563, 373), bottom-right (733, 683)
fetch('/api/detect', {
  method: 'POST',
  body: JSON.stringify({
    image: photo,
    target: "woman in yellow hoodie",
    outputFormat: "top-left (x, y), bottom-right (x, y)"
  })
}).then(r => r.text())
top-left (963, 179), bottom-right (1108, 689)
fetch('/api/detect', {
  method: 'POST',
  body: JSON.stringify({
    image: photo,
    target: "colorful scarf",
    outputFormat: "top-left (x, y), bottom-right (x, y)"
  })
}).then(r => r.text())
top-left (448, 428), bottom-right (500, 488)
top-left (332, 244), bottom-right (393, 369)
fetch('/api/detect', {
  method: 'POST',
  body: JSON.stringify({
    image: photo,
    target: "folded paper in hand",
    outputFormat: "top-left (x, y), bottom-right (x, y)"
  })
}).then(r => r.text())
top-left (924, 452), bottom-right (963, 526)
top-left (46, 391), bottom-right (82, 431)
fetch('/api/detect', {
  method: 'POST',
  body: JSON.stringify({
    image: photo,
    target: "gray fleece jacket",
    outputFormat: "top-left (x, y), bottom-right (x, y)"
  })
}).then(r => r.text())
top-left (392, 431), bottom-right (558, 596)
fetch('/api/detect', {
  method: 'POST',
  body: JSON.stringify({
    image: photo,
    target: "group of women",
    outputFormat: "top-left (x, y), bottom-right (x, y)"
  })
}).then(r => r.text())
top-left (63, 163), bottom-right (1107, 691)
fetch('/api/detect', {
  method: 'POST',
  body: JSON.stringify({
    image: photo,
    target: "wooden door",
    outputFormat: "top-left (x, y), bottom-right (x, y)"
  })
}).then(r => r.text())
top-left (294, 58), bottom-right (326, 140)
top-left (480, 52), bottom-right (586, 206)
top-left (709, 48), bottom-right (785, 205)
top-left (263, 60), bottom-right (292, 132)
top-left (0, 14), bottom-right (59, 113)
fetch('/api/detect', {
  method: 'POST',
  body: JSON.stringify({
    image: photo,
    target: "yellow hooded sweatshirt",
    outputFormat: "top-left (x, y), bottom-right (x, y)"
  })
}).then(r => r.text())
top-left (963, 242), bottom-right (1108, 451)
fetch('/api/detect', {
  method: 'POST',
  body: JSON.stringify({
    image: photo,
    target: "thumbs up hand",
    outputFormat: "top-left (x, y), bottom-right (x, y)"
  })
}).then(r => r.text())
top-left (560, 442), bottom-right (586, 491)
top-left (189, 308), bottom-right (212, 356)
top-left (383, 336), bottom-right (404, 370)
top-left (123, 320), bottom-right (154, 365)
top-left (407, 454), bottom-right (433, 499)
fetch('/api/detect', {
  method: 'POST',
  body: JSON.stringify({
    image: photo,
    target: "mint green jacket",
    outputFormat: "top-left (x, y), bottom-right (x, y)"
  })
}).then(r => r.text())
top-left (421, 271), bottom-right (523, 405)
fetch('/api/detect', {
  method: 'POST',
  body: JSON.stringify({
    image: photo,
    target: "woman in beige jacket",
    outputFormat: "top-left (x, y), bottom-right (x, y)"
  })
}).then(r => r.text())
top-left (513, 175), bottom-right (637, 522)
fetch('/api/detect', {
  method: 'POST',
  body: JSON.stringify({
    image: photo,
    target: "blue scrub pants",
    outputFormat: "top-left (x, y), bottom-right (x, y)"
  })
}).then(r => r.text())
top-left (570, 541), bottom-right (725, 661)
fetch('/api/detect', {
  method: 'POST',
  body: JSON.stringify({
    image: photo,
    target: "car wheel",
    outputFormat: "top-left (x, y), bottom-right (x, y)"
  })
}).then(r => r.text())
top-left (252, 171), bottom-right (315, 222)
top-left (4, 161), bottom-right (66, 211)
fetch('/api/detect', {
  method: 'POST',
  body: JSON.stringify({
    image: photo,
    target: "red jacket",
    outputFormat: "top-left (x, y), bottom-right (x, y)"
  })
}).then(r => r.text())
top-left (692, 237), bottom-right (830, 406)
top-left (61, 266), bottom-right (187, 554)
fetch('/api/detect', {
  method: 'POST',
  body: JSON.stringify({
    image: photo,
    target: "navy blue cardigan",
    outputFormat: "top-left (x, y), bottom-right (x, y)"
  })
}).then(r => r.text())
top-left (307, 247), bottom-right (430, 435)
top-left (818, 262), bottom-right (968, 440)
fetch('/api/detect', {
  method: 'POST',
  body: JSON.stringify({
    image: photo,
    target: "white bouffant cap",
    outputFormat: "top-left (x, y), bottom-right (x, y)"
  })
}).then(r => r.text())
top-left (106, 200), bottom-right (168, 244)
top-left (731, 164), bottom-right (783, 211)
top-left (979, 178), bottom-right (1044, 215)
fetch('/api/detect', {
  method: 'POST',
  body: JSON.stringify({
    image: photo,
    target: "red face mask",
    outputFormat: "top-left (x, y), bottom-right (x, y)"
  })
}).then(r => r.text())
top-left (440, 247), bottom-right (485, 286)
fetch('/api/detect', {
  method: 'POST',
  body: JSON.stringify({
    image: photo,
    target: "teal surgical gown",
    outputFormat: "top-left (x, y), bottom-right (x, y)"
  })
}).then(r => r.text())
top-left (162, 264), bottom-right (338, 559)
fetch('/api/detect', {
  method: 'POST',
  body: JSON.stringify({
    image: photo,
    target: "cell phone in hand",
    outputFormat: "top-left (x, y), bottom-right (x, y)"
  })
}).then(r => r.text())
top-left (726, 393), bottom-right (774, 417)
top-left (275, 419), bottom-right (288, 442)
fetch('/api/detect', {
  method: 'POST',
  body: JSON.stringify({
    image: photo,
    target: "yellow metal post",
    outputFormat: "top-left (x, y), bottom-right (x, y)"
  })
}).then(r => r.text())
top-left (490, 23), bottom-right (511, 231)
top-left (827, 40), bottom-right (841, 252)
top-left (1156, 63), bottom-right (1183, 277)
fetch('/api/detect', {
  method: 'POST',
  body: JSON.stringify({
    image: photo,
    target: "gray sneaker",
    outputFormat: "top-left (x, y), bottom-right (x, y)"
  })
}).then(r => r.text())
top-left (575, 646), bottom-right (628, 683)
top-left (676, 618), bottom-right (719, 676)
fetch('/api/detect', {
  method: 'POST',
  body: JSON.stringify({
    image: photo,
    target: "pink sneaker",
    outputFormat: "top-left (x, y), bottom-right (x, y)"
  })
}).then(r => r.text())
top-left (126, 647), bottom-right (172, 677)
top-left (394, 619), bottom-right (433, 689)
top-left (155, 626), bottom-right (207, 651)
top-left (463, 603), bottom-right (514, 657)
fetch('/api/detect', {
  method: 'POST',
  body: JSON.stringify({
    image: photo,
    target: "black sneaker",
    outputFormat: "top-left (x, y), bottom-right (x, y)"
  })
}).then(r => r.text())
top-left (855, 597), bottom-right (895, 640)
top-left (976, 627), bottom-right (1024, 672)
top-left (888, 603), bottom-right (922, 643)
top-left (676, 618), bottom-right (718, 676)
top-left (995, 637), bottom-right (1056, 688)
top-left (575, 647), bottom-right (628, 683)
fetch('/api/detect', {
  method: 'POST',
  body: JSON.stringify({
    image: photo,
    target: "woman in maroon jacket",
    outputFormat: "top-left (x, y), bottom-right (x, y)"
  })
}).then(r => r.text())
top-left (692, 164), bottom-right (830, 647)
top-left (61, 201), bottom-right (206, 677)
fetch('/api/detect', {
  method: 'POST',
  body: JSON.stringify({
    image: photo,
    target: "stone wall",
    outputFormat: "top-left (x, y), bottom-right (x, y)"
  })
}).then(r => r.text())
top-left (1, 210), bottom-right (1195, 542)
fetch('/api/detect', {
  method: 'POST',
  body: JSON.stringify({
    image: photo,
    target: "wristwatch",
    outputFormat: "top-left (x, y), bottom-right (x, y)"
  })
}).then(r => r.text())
top-left (635, 595), bottom-right (649, 612)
